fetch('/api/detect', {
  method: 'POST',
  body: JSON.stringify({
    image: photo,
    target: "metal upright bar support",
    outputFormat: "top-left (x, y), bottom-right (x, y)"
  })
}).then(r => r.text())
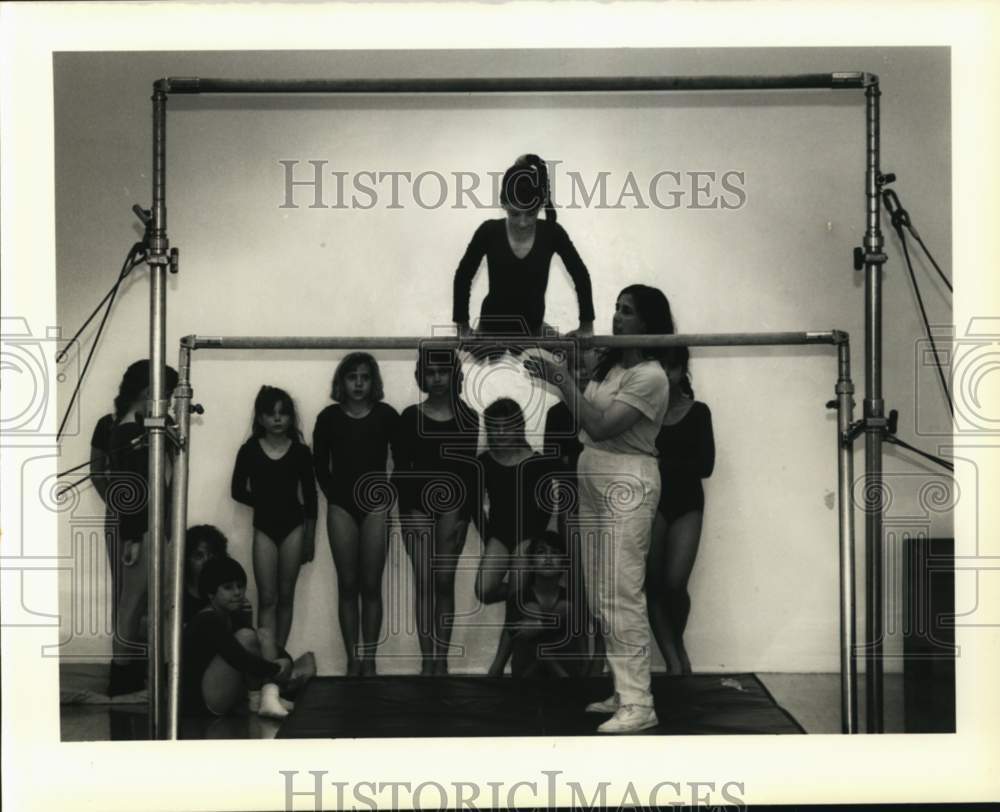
top-left (148, 87), bottom-right (169, 739)
top-left (166, 340), bottom-right (193, 739)
top-left (863, 80), bottom-right (886, 733)
top-left (835, 335), bottom-right (859, 733)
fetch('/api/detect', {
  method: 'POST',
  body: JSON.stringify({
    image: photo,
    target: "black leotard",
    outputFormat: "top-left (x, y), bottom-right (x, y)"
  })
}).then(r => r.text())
top-left (313, 402), bottom-right (399, 523)
top-left (478, 451), bottom-right (558, 551)
top-left (392, 402), bottom-right (480, 518)
top-left (181, 607), bottom-right (280, 715)
top-left (452, 219), bottom-right (595, 334)
top-left (90, 413), bottom-right (114, 462)
top-left (655, 401), bottom-right (715, 523)
top-left (231, 439), bottom-right (318, 543)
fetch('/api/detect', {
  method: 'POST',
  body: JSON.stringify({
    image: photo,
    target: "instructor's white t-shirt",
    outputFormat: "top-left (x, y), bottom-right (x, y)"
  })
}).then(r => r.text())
top-left (579, 360), bottom-right (669, 456)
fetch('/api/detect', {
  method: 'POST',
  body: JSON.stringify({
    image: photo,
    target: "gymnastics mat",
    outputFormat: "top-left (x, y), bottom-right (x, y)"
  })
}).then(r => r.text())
top-left (275, 673), bottom-right (804, 738)
top-left (59, 661), bottom-right (147, 705)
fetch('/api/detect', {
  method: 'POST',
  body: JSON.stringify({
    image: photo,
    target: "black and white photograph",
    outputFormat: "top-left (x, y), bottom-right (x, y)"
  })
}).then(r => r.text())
top-left (2, 2), bottom-right (998, 810)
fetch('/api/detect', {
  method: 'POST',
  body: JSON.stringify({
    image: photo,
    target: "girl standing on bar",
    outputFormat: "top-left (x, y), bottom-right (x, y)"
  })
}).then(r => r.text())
top-left (452, 154), bottom-right (595, 357)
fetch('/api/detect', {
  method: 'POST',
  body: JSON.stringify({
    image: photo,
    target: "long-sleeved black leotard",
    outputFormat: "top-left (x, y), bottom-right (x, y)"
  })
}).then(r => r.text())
top-left (231, 439), bottom-right (318, 543)
top-left (181, 607), bottom-right (280, 714)
top-left (655, 401), bottom-right (715, 523)
top-left (313, 402), bottom-right (399, 523)
top-left (478, 451), bottom-right (558, 552)
top-left (452, 218), bottom-right (595, 334)
top-left (391, 402), bottom-right (480, 518)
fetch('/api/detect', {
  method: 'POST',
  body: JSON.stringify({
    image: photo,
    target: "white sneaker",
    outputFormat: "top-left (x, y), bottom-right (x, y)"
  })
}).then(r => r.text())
top-left (597, 704), bottom-right (658, 734)
top-left (585, 693), bottom-right (620, 714)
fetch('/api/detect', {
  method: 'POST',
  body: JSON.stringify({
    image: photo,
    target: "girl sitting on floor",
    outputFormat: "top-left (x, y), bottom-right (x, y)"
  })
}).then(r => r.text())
top-left (182, 557), bottom-right (314, 718)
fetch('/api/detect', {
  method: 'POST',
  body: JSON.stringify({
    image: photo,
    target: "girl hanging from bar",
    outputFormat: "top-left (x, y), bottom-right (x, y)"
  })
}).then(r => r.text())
top-left (392, 346), bottom-right (480, 675)
top-left (231, 386), bottom-right (317, 650)
top-left (313, 353), bottom-right (399, 676)
top-left (452, 154), bottom-right (595, 360)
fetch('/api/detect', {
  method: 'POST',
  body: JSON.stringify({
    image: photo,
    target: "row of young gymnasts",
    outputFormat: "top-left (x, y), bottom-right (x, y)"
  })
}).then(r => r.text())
top-left (91, 153), bottom-right (715, 734)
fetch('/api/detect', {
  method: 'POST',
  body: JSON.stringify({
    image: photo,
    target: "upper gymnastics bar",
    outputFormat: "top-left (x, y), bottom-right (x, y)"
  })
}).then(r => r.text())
top-left (184, 330), bottom-right (844, 351)
top-left (156, 73), bottom-right (874, 95)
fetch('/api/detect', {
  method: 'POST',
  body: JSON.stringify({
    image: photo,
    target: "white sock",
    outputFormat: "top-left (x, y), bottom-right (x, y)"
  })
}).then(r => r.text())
top-left (251, 688), bottom-right (293, 711)
top-left (258, 683), bottom-right (289, 719)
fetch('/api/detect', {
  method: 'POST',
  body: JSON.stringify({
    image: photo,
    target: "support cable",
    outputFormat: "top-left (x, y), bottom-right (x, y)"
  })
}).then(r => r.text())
top-left (55, 243), bottom-right (147, 441)
top-left (882, 189), bottom-right (953, 415)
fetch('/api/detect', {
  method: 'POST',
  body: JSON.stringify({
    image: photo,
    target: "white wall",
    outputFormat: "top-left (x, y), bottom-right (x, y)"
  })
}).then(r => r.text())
top-left (54, 48), bottom-right (952, 673)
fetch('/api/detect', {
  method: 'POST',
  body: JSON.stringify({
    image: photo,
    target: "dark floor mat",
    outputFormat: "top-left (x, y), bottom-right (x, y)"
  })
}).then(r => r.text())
top-left (59, 661), bottom-right (146, 705)
top-left (275, 673), bottom-right (804, 738)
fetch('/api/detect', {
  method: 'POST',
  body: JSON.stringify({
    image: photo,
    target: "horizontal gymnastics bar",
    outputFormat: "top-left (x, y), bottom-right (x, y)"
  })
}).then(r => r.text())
top-left (184, 331), bottom-right (843, 350)
top-left (156, 74), bottom-right (873, 95)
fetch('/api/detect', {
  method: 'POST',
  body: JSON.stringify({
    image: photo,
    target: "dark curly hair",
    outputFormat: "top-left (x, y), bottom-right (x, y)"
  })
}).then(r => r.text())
top-left (114, 360), bottom-right (179, 420)
top-left (198, 556), bottom-right (247, 600)
top-left (185, 524), bottom-right (228, 563)
top-left (593, 284), bottom-right (675, 382)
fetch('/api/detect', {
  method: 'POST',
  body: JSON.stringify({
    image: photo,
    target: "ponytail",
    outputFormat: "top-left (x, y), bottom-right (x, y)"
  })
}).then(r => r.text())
top-left (501, 153), bottom-right (557, 223)
top-left (517, 154), bottom-right (557, 224)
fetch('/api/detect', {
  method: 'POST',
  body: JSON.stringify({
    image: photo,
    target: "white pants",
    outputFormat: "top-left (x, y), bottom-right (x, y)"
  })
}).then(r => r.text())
top-left (575, 447), bottom-right (660, 707)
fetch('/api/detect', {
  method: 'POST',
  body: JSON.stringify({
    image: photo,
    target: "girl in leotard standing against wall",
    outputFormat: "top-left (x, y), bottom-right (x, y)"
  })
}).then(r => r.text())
top-left (647, 346), bottom-right (715, 674)
top-left (393, 346), bottom-right (479, 675)
top-left (313, 353), bottom-right (399, 676)
top-left (231, 386), bottom-right (317, 649)
top-left (452, 154), bottom-right (595, 354)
